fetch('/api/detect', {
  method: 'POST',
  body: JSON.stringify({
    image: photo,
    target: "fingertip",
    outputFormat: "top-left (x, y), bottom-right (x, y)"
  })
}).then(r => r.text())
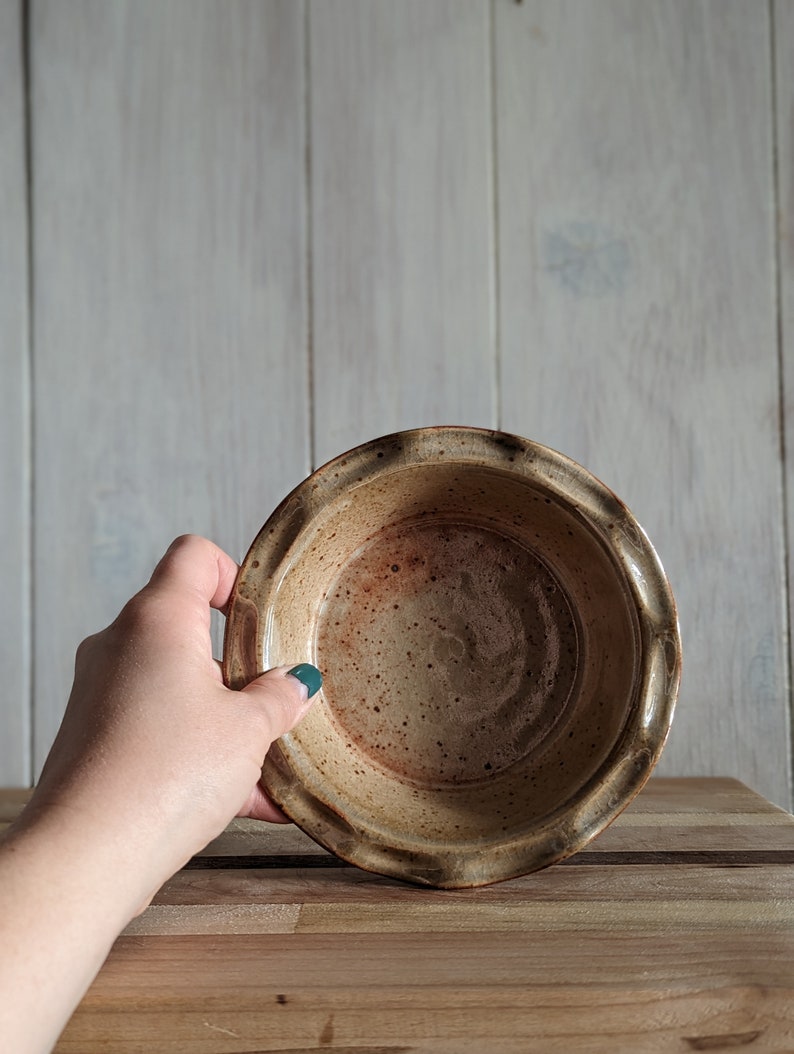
top-left (241, 664), bottom-right (322, 738)
top-left (286, 663), bottom-right (323, 700)
top-left (237, 782), bottom-right (293, 824)
top-left (149, 534), bottom-right (240, 611)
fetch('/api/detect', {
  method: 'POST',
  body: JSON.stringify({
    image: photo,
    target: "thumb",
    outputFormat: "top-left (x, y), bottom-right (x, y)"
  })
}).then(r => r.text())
top-left (240, 663), bottom-right (323, 740)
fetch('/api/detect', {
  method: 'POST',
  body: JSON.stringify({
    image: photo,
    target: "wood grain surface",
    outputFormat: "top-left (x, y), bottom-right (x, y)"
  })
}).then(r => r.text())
top-left (2, 779), bottom-right (790, 1054)
top-left (0, 0), bottom-right (793, 809)
top-left (0, 0), bottom-right (30, 786)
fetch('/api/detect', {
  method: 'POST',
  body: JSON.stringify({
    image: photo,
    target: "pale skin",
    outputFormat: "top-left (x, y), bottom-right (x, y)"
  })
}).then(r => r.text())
top-left (0, 535), bottom-right (319, 1054)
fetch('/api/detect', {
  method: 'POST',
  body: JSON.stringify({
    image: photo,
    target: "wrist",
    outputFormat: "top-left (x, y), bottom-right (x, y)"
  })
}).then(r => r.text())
top-left (2, 807), bottom-right (147, 932)
top-left (23, 773), bottom-right (278, 906)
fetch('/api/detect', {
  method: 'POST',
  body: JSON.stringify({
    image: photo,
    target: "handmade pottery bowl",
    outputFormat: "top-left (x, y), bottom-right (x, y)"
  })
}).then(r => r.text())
top-left (223, 427), bottom-right (680, 888)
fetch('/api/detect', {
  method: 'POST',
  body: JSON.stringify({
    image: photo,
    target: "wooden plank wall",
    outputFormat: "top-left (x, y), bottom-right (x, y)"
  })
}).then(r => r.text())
top-left (0, 0), bottom-right (30, 786)
top-left (310, 0), bottom-right (495, 463)
top-left (28, 0), bottom-right (309, 762)
top-left (1, 0), bottom-right (792, 810)
top-left (779, 1), bottom-right (794, 811)
top-left (496, 1), bottom-right (789, 805)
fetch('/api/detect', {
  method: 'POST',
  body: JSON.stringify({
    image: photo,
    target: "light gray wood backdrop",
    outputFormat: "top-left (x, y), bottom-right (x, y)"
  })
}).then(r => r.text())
top-left (0, 0), bottom-right (29, 787)
top-left (1, 0), bottom-right (792, 810)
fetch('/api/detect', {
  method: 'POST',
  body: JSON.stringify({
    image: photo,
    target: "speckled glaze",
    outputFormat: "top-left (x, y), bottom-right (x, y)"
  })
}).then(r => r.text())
top-left (223, 427), bottom-right (681, 888)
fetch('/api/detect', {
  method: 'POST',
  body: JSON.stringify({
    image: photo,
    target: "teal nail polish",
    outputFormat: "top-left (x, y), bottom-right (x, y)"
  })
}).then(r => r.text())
top-left (288, 663), bottom-right (323, 699)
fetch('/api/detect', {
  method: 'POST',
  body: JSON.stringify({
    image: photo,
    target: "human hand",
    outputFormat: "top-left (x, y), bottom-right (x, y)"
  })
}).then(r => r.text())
top-left (20, 533), bottom-right (321, 911)
top-left (0, 535), bottom-right (321, 1054)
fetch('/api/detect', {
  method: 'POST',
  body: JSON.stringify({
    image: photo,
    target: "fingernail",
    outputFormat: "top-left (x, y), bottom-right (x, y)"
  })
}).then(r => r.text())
top-left (288, 663), bottom-right (323, 699)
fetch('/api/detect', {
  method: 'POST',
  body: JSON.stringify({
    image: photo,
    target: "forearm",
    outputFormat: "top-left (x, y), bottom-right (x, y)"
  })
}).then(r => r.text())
top-left (0, 810), bottom-right (148, 1054)
top-left (0, 536), bottom-right (320, 1052)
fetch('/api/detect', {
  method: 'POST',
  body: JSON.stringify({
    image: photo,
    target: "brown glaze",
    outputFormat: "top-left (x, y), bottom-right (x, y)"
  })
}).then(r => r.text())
top-left (223, 427), bottom-right (681, 888)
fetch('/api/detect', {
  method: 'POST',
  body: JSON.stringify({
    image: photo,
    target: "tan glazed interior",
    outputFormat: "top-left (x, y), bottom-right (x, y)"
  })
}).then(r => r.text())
top-left (224, 427), bottom-right (680, 887)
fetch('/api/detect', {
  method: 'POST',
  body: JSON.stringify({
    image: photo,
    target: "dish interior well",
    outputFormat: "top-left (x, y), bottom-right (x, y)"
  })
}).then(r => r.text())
top-left (262, 460), bottom-right (638, 850)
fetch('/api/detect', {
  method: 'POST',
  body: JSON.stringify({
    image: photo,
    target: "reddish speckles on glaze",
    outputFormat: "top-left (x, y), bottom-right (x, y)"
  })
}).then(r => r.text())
top-left (318, 520), bottom-right (579, 787)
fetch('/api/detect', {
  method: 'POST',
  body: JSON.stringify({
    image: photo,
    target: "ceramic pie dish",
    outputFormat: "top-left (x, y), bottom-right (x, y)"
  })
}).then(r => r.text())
top-left (223, 426), bottom-right (681, 888)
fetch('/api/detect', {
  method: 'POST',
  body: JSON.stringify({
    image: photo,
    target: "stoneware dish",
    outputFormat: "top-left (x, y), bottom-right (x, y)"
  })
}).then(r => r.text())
top-left (223, 427), bottom-right (681, 888)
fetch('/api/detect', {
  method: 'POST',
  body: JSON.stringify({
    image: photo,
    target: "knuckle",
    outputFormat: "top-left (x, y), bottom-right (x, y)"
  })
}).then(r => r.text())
top-left (112, 589), bottom-right (164, 638)
top-left (168, 533), bottom-right (198, 553)
top-left (74, 632), bottom-right (98, 664)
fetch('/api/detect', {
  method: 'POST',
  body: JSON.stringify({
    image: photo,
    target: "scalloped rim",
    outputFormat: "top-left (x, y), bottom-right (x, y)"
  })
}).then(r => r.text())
top-left (223, 427), bottom-right (681, 887)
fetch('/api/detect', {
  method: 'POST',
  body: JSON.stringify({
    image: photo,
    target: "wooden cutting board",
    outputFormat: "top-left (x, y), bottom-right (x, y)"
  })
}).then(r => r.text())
top-left (3, 777), bottom-right (794, 1052)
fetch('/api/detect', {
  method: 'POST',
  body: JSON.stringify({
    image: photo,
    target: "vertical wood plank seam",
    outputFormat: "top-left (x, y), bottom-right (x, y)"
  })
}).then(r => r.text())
top-left (770, 0), bottom-right (794, 809)
top-left (21, 0), bottom-right (34, 788)
top-left (489, 0), bottom-right (502, 431)
top-left (305, 0), bottom-right (316, 473)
